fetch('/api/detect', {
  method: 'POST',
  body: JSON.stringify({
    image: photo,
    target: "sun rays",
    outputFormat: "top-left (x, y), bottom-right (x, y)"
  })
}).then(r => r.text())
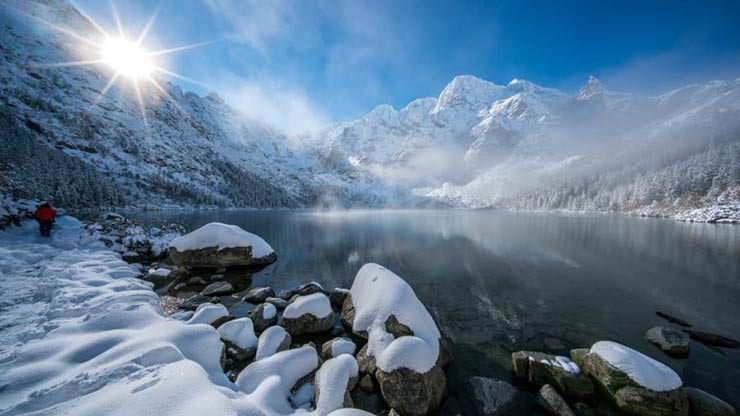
top-left (16, 1), bottom-right (211, 127)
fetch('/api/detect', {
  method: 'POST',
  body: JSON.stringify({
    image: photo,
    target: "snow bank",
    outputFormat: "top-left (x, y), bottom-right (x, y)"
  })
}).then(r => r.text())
top-left (350, 263), bottom-right (440, 373)
top-left (315, 355), bottom-right (359, 415)
top-left (0, 217), bottom-right (358, 415)
top-left (256, 326), bottom-right (290, 361)
top-left (331, 338), bottom-right (357, 357)
top-left (187, 302), bottom-right (229, 325)
top-left (590, 341), bottom-right (682, 391)
top-left (169, 222), bottom-right (274, 257)
top-left (283, 293), bottom-right (333, 319)
top-left (217, 318), bottom-right (258, 350)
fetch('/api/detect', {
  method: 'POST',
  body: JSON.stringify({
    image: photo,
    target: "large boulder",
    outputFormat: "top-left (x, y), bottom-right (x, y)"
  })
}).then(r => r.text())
top-left (168, 223), bottom-right (276, 268)
top-left (585, 341), bottom-right (688, 416)
top-left (645, 326), bottom-right (690, 357)
top-left (511, 351), bottom-right (593, 399)
top-left (460, 376), bottom-right (531, 416)
top-left (279, 293), bottom-right (334, 335)
top-left (375, 366), bottom-right (445, 416)
top-left (684, 387), bottom-right (738, 416)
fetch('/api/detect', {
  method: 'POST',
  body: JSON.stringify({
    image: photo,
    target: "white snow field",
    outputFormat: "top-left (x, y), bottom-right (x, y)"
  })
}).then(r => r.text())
top-left (0, 219), bottom-right (353, 415)
top-left (590, 341), bottom-right (683, 391)
top-left (169, 222), bottom-right (274, 258)
top-left (350, 263), bottom-right (441, 373)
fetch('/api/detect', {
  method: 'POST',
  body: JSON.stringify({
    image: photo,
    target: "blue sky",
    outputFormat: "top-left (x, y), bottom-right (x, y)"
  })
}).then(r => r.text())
top-left (75, 0), bottom-right (740, 132)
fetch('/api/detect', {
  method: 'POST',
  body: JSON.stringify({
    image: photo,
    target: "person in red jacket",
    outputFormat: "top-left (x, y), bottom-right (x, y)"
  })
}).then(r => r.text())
top-left (34, 203), bottom-right (57, 237)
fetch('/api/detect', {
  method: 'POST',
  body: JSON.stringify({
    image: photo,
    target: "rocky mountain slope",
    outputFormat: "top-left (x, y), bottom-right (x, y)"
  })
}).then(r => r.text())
top-left (0, 0), bottom-right (321, 209)
top-left (309, 73), bottom-right (740, 216)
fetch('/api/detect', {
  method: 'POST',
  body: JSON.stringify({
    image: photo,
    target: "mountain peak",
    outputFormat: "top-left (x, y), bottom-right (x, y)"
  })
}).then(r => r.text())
top-left (432, 75), bottom-right (504, 114)
top-left (577, 75), bottom-right (604, 100)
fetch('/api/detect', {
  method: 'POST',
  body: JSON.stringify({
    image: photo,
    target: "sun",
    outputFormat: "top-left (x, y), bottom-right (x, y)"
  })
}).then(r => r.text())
top-left (100, 37), bottom-right (153, 79)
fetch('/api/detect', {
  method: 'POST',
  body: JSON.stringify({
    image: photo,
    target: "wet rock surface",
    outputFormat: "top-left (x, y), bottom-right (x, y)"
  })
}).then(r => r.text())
top-left (645, 326), bottom-right (690, 357)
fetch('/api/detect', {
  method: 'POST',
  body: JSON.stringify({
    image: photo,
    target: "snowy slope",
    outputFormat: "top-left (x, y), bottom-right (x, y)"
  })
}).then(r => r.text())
top-left (0, 0), bottom-right (318, 209)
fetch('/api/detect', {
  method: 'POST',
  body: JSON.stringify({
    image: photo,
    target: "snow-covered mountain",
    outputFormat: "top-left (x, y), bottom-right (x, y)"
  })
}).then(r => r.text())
top-left (309, 72), bottom-right (740, 214)
top-left (0, 0), bottom-right (321, 208)
top-left (1, 0), bottom-right (738, 215)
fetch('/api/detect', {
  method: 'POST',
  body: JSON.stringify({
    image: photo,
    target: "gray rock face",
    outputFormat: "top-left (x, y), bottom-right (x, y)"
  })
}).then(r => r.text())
top-left (511, 351), bottom-right (594, 399)
top-left (243, 287), bottom-right (275, 304)
top-left (684, 387), bottom-right (738, 416)
top-left (585, 352), bottom-right (689, 416)
top-left (357, 344), bottom-right (377, 375)
top-left (384, 314), bottom-right (413, 338)
top-left (375, 366), bottom-right (446, 416)
top-left (359, 374), bottom-right (374, 392)
top-left (295, 282), bottom-right (327, 296)
top-left (279, 311), bottom-right (335, 336)
top-left (340, 295), bottom-right (360, 334)
top-left (169, 245), bottom-right (277, 269)
top-left (200, 281), bottom-right (234, 296)
top-left (265, 296), bottom-right (289, 310)
top-left (538, 384), bottom-right (575, 416)
top-left (646, 326), bottom-right (690, 357)
top-left (249, 303), bottom-right (277, 332)
top-left (180, 294), bottom-right (220, 310)
top-left (329, 288), bottom-right (350, 310)
top-left (460, 376), bottom-right (530, 416)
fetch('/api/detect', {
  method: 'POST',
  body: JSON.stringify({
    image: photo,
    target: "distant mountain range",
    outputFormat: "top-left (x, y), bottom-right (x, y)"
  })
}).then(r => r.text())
top-left (2, 0), bottom-right (738, 215)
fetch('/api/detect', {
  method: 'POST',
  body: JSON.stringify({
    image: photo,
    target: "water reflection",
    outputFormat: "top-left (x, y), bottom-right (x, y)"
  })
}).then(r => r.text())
top-left (128, 209), bottom-right (740, 407)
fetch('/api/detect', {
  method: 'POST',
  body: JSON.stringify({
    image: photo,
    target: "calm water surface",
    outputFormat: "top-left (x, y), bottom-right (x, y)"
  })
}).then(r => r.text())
top-left (129, 209), bottom-right (740, 407)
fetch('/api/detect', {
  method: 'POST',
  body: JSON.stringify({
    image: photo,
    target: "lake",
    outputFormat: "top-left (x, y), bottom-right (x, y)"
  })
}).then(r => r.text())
top-left (128, 209), bottom-right (740, 409)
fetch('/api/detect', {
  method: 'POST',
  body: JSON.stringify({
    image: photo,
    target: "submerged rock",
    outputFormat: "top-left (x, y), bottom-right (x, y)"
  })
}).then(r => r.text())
top-left (684, 387), bottom-right (738, 416)
top-left (200, 281), bottom-right (234, 296)
top-left (683, 330), bottom-right (740, 349)
top-left (655, 311), bottom-right (691, 327)
top-left (538, 384), bottom-right (575, 416)
top-left (645, 326), bottom-right (690, 357)
top-left (460, 376), bottom-right (531, 416)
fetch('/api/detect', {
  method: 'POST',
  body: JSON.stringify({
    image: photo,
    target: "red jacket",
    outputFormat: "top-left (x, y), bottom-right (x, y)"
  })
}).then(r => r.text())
top-left (35, 206), bottom-right (57, 221)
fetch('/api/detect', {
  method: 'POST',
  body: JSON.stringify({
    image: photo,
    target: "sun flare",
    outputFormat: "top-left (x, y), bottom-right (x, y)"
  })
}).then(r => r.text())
top-left (100, 37), bottom-right (153, 79)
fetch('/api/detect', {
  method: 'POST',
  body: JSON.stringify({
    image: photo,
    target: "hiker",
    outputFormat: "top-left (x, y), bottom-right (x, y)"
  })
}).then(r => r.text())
top-left (34, 202), bottom-right (57, 237)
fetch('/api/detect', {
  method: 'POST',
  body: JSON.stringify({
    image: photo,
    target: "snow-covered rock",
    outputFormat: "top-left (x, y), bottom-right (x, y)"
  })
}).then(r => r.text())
top-left (186, 302), bottom-right (230, 326)
top-left (255, 326), bottom-right (292, 361)
top-left (322, 337), bottom-right (357, 359)
top-left (217, 318), bottom-right (258, 351)
top-left (314, 355), bottom-right (359, 415)
top-left (280, 293), bottom-right (335, 335)
top-left (249, 302), bottom-right (278, 332)
top-left (585, 341), bottom-right (688, 416)
top-left (511, 350), bottom-right (594, 399)
top-left (168, 222), bottom-right (276, 268)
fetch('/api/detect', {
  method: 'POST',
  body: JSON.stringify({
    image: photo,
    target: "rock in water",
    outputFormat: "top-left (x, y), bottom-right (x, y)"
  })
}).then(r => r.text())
top-left (265, 296), bottom-right (289, 310)
top-left (460, 377), bottom-right (530, 416)
top-left (585, 341), bottom-right (688, 416)
top-left (279, 293), bottom-right (334, 335)
top-left (511, 351), bottom-right (594, 399)
top-left (655, 311), bottom-right (691, 327)
top-left (330, 288), bottom-right (350, 310)
top-left (645, 326), bottom-right (690, 357)
top-left (538, 384), bottom-right (576, 416)
top-left (243, 287), bottom-right (275, 304)
top-left (683, 330), bottom-right (740, 349)
top-left (200, 281), bottom-right (234, 296)
top-left (684, 387), bottom-right (738, 416)
top-left (168, 223), bottom-right (276, 268)
top-left (375, 366), bottom-right (445, 416)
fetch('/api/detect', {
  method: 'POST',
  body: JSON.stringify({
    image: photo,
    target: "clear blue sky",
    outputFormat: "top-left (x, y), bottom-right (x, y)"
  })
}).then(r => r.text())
top-left (74, 0), bottom-right (740, 132)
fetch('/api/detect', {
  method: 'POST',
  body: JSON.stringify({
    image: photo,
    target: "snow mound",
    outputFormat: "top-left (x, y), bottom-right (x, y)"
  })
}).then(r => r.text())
top-left (169, 222), bottom-right (274, 258)
top-left (217, 318), bottom-right (258, 350)
top-left (350, 263), bottom-right (440, 373)
top-left (236, 346), bottom-right (319, 413)
top-left (331, 338), bottom-right (357, 357)
top-left (262, 302), bottom-right (277, 320)
top-left (283, 293), bottom-right (333, 319)
top-left (315, 355), bottom-right (359, 415)
top-left (256, 326), bottom-right (289, 360)
top-left (187, 302), bottom-right (229, 325)
top-left (591, 341), bottom-right (682, 391)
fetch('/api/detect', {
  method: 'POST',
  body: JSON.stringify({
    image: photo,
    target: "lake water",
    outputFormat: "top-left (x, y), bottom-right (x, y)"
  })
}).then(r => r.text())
top-left (129, 209), bottom-right (740, 409)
